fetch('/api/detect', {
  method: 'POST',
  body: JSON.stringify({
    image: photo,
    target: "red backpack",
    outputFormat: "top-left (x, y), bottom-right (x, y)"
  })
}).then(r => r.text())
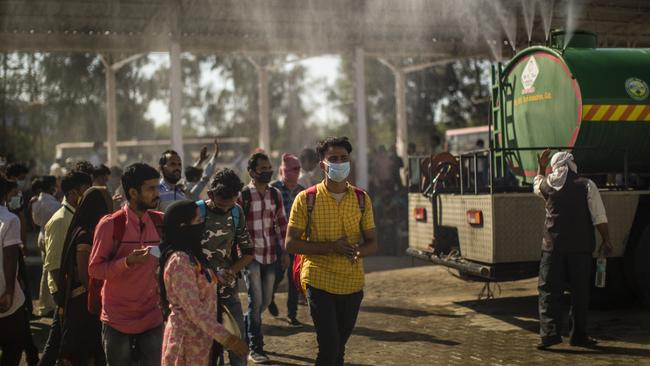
top-left (291, 186), bottom-right (366, 294)
top-left (87, 209), bottom-right (163, 315)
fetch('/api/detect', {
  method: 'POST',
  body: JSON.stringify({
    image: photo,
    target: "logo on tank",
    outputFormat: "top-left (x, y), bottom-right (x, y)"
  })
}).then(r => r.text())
top-left (625, 78), bottom-right (649, 101)
top-left (521, 56), bottom-right (539, 95)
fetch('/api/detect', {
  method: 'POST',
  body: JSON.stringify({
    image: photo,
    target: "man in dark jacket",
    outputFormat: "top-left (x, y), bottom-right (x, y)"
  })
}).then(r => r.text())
top-left (534, 149), bottom-right (612, 350)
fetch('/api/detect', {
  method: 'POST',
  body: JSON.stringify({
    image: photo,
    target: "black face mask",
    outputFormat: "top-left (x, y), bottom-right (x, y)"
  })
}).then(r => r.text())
top-left (176, 223), bottom-right (206, 247)
top-left (256, 171), bottom-right (273, 184)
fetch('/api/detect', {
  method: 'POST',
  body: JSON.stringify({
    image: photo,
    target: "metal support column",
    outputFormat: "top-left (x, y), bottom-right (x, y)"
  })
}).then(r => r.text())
top-left (105, 66), bottom-right (117, 167)
top-left (354, 47), bottom-right (369, 189)
top-left (258, 67), bottom-right (271, 152)
top-left (170, 41), bottom-right (184, 162)
top-left (101, 53), bottom-right (143, 167)
top-left (395, 69), bottom-right (407, 166)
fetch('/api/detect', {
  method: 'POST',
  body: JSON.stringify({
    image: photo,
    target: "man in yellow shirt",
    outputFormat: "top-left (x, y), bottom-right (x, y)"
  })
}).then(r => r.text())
top-left (41, 171), bottom-right (92, 366)
top-left (286, 137), bottom-right (377, 366)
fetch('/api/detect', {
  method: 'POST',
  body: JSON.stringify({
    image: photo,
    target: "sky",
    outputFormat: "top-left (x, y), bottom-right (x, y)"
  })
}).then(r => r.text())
top-left (141, 54), bottom-right (344, 129)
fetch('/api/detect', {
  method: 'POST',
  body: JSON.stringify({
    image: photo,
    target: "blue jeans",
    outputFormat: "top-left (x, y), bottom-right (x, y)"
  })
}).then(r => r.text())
top-left (243, 260), bottom-right (276, 353)
top-left (217, 284), bottom-right (247, 366)
top-left (272, 254), bottom-right (299, 319)
top-left (101, 323), bottom-right (163, 366)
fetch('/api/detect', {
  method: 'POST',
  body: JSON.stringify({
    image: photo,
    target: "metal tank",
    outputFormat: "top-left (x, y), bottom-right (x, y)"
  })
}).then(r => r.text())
top-left (491, 30), bottom-right (650, 185)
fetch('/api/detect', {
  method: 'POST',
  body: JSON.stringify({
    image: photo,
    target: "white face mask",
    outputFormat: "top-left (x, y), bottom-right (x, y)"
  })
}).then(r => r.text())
top-left (16, 179), bottom-right (26, 191)
top-left (324, 161), bottom-right (351, 183)
top-left (8, 194), bottom-right (22, 210)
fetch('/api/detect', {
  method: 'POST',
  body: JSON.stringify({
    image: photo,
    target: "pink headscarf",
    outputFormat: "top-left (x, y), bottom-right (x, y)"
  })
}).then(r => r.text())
top-left (279, 153), bottom-right (301, 186)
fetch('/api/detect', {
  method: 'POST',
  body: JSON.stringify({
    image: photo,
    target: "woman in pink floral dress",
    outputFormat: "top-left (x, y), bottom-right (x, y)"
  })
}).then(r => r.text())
top-left (159, 200), bottom-right (248, 365)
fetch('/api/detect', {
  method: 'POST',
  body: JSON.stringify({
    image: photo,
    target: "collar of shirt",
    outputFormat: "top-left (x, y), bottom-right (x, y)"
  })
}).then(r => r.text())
top-left (159, 178), bottom-right (183, 193)
top-left (318, 181), bottom-right (355, 199)
top-left (247, 182), bottom-right (270, 194)
top-left (62, 197), bottom-right (76, 214)
top-left (39, 192), bottom-right (58, 203)
top-left (274, 180), bottom-right (302, 193)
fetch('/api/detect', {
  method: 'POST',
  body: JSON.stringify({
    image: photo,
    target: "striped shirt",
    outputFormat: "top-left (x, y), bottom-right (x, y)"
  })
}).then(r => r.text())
top-left (237, 183), bottom-right (288, 265)
top-left (158, 178), bottom-right (187, 212)
top-left (271, 180), bottom-right (305, 218)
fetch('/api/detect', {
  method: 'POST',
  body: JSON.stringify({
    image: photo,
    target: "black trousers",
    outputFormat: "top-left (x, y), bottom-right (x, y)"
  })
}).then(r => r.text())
top-left (306, 286), bottom-right (363, 366)
top-left (0, 305), bottom-right (27, 366)
top-left (538, 251), bottom-right (591, 342)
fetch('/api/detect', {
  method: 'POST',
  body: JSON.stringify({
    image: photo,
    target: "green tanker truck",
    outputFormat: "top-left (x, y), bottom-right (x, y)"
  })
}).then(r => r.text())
top-left (407, 30), bottom-right (650, 308)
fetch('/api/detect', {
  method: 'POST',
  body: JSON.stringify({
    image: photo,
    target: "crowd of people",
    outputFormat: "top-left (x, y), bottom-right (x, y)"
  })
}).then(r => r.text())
top-left (0, 136), bottom-right (376, 366)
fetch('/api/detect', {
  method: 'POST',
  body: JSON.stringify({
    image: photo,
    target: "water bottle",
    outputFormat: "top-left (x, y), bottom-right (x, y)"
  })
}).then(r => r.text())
top-left (595, 257), bottom-right (607, 288)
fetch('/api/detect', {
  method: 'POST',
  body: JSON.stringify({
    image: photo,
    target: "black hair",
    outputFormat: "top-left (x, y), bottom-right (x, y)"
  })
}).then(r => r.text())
top-left (159, 150), bottom-right (180, 168)
top-left (93, 164), bottom-right (111, 180)
top-left (316, 136), bottom-right (353, 160)
top-left (41, 175), bottom-right (57, 193)
top-left (73, 161), bottom-right (95, 176)
top-left (121, 163), bottom-right (160, 201)
top-left (0, 176), bottom-right (8, 201)
top-left (31, 177), bottom-right (44, 194)
top-left (299, 148), bottom-right (319, 164)
top-left (6, 162), bottom-right (29, 179)
top-left (209, 168), bottom-right (244, 199)
top-left (61, 171), bottom-right (92, 195)
top-left (247, 152), bottom-right (270, 172)
top-left (184, 166), bottom-right (203, 182)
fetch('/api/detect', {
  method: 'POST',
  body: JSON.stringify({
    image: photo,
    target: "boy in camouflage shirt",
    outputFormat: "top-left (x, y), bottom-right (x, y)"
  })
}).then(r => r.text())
top-left (201, 168), bottom-right (253, 366)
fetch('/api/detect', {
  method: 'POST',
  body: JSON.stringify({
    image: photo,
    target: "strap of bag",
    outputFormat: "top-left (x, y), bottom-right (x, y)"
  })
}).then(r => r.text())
top-left (240, 187), bottom-right (252, 216)
top-left (304, 186), bottom-right (318, 240)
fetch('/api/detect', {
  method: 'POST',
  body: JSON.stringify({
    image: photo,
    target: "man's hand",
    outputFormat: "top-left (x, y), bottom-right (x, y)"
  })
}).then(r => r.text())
top-left (126, 248), bottom-right (150, 267)
top-left (217, 269), bottom-right (236, 286)
top-left (331, 236), bottom-right (356, 258)
top-left (600, 240), bottom-right (613, 256)
top-left (281, 252), bottom-right (290, 271)
top-left (198, 146), bottom-right (209, 165)
top-left (0, 292), bottom-right (14, 313)
top-left (213, 137), bottom-right (220, 160)
top-left (224, 335), bottom-right (249, 359)
top-left (537, 149), bottom-right (551, 172)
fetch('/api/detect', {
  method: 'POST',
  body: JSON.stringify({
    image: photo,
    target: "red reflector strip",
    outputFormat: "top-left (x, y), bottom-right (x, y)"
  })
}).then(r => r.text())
top-left (467, 210), bottom-right (483, 226)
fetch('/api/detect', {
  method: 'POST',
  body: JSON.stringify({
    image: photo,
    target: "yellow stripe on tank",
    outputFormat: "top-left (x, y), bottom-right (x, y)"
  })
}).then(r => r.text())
top-left (610, 105), bottom-right (628, 121)
top-left (591, 105), bottom-right (609, 121)
top-left (628, 105), bottom-right (645, 121)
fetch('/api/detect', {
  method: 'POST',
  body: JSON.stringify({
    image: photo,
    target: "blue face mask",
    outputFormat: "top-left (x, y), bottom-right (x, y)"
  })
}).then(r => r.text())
top-left (325, 162), bottom-right (350, 183)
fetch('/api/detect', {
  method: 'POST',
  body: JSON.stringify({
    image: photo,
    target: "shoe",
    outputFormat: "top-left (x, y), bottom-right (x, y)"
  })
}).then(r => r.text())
top-left (268, 301), bottom-right (279, 317)
top-left (287, 317), bottom-right (303, 328)
top-left (536, 336), bottom-right (562, 350)
top-left (248, 351), bottom-right (271, 364)
top-left (570, 337), bottom-right (599, 348)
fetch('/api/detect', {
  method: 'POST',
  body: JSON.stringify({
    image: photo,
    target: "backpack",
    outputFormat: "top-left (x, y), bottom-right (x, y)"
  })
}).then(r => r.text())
top-left (87, 209), bottom-right (163, 315)
top-left (291, 186), bottom-right (366, 294)
top-left (196, 200), bottom-right (242, 264)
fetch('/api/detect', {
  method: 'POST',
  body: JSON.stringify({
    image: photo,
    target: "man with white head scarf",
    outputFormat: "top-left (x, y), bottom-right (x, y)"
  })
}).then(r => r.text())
top-left (533, 149), bottom-right (612, 350)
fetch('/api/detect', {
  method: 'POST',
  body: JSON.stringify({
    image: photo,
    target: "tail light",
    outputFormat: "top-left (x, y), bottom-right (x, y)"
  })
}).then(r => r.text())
top-left (467, 210), bottom-right (483, 226)
top-left (414, 207), bottom-right (427, 222)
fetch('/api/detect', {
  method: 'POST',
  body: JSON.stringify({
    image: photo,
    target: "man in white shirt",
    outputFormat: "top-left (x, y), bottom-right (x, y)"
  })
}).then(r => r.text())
top-left (534, 150), bottom-right (612, 350)
top-left (0, 176), bottom-right (27, 366)
top-left (31, 176), bottom-right (61, 316)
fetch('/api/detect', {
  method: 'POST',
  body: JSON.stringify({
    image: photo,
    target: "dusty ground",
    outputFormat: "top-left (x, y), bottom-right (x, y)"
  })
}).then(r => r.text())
top-left (21, 256), bottom-right (650, 365)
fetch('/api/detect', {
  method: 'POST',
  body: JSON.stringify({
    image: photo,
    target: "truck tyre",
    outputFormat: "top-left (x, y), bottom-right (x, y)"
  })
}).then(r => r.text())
top-left (632, 225), bottom-right (650, 307)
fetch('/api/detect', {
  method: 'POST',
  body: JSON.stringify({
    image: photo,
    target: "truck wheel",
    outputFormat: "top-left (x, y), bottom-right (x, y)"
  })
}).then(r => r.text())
top-left (589, 257), bottom-right (635, 310)
top-left (632, 225), bottom-right (650, 307)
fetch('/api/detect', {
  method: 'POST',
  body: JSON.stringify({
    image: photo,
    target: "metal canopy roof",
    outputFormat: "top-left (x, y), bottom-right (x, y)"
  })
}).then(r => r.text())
top-left (1, 0), bottom-right (649, 58)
